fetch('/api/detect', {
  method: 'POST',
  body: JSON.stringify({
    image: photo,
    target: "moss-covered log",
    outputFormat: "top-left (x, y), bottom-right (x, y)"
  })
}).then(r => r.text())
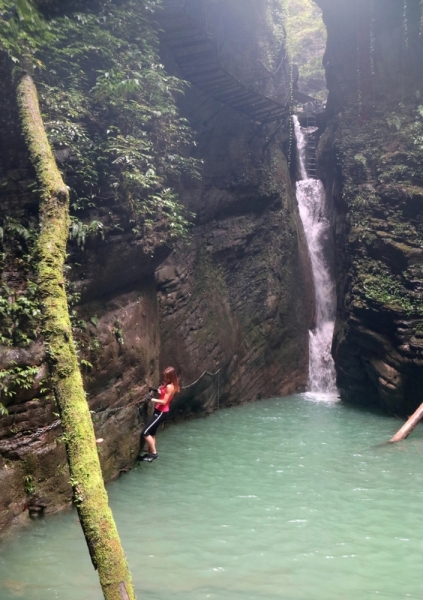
top-left (16, 72), bottom-right (137, 600)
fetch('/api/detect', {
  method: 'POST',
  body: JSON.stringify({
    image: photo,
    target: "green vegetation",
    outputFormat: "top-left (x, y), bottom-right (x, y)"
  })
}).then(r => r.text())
top-left (263, 0), bottom-right (288, 71)
top-left (353, 258), bottom-right (421, 316)
top-left (284, 0), bottom-right (327, 100)
top-left (0, 0), bottom-right (52, 63)
top-left (111, 320), bottom-right (124, 346)
top-left (0, 362), bottom-right (39, 399)
top-left (336, 98), bottom-right (423, 319)
top-left (23, 474), bottom-right (36, 495)
top-left (69, 218), bottom-right (104, 249)
top-left (0, 0), bottom-right (201, 349)
top-left (37, 0), bottom-right (200, 249)
top-left (0, 218), bottom-right (41, 347)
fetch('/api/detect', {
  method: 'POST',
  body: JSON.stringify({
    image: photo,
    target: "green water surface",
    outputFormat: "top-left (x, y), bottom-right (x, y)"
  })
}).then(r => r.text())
top-left (1, 394), bottom-right (423, 600)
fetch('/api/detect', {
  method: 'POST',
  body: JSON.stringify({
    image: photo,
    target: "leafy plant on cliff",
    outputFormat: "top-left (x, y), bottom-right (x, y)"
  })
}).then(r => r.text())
top-left (376, 105), bottom-right (423, 185)
top-left (0, 0), bottom-right (50, 63)
top-left (35, 0), bottom-right (201, 251)
top-left (0, 218), bottom-right (41, 347)
top-left (0, 0), bottom-right (200, 252)
top-left (23, 474), bottom-right (36, 495)
top-left (0, 0), bottom-right (200, 361)
top-left (0, 362), bottom-right (39, 399)
top-left (354, 259), bottom-right (421, 316)
top-left (69, 217), bottom-right (104, 249)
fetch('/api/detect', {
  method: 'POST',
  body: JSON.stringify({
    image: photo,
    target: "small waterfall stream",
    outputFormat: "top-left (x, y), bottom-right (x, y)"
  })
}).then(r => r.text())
top-left (293, 116), bottom-right (337, 394)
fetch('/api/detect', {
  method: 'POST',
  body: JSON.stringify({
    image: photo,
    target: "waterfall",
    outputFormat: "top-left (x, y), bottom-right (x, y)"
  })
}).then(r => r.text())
top-left (293, 116), bottom-right (337, 394)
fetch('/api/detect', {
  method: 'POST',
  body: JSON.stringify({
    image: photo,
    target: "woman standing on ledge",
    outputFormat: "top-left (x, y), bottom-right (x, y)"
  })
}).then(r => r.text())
top-left (140, 366), bottom-right (180, 462)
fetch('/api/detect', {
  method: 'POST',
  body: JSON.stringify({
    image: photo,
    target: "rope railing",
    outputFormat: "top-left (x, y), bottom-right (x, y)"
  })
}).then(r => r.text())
top-left (181, 368), bottom-right (220, 390)
top-left (175, 368), bottom-right (221, 414)
top-left (0, 369), bottom-right (223, 450)
top-left (157, 2), bottom-right (291, 122)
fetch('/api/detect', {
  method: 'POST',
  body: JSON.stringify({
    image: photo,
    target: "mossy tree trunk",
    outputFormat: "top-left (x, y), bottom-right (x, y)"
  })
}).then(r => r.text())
top-left (16, 72), bottom-right (137, 600)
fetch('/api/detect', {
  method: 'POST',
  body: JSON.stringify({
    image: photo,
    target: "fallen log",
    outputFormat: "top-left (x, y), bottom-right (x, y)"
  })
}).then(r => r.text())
top-left (389, 402), bottom-right (423, 444)
top-left (17, 72), bottom-right (136, 600)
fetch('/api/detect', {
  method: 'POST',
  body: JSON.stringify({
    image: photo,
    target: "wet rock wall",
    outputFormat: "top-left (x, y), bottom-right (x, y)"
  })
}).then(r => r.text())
top-left (157, 0), bottom-right (312, 409)
top-left (156, 87), bottom-right (312, 408)
top-left (317, 0), bottom-right (423, 414)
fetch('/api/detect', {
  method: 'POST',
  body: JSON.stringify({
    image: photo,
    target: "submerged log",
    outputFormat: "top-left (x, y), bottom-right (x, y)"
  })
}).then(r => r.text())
top-left (16, 73), bottom-right (136, 600)
top-left (389, 403), bottom-right (423, 444)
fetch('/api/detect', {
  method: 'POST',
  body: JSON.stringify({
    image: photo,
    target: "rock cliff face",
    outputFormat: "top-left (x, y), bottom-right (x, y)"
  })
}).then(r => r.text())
top-left (0, 1), bottom-right (312, 532)
top-left (317, 0), bottom-right (423, 414)
top-left (157, 1), bottom-right (313, 409)
top-left (157, 98), bottom-right (311, 408)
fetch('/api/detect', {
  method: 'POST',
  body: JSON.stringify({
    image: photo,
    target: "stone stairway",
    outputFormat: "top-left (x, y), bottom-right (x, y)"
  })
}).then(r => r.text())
top-left (306, 113), bottom-right (317, 178)
top-left (156, 2), bottom-right (291, 123)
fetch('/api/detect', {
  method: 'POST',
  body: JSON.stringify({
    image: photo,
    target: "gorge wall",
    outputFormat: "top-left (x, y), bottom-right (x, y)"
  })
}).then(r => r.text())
top-left (0, 0), bottom-right (312, 532)
top-left (317, 0), bottom-right (423, 415)
top-left (4, 0), bottom-right (422, 537)
top-left (156, 0), bottom-right (313, 412)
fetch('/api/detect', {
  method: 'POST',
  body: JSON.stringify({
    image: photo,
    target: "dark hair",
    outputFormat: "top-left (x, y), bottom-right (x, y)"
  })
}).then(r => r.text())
top-left (163, 366), bottom-right (180, 392)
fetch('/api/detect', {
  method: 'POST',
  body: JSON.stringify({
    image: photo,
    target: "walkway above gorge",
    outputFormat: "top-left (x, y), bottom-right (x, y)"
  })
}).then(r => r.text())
top-left (157, 1), bottom-right (302, 123)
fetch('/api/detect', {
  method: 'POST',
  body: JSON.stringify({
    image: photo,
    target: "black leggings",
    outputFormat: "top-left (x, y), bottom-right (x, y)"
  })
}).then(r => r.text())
top-left (142, 409), bottom-right (166, 437)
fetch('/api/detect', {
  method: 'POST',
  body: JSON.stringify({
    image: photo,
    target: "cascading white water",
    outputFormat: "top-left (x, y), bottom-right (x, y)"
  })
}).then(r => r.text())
top-left (293, 115), bottom-right (337, 394)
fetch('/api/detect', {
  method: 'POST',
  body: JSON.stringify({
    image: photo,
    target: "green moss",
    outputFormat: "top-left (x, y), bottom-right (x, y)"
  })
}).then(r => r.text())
top-left (334, 99), bottom-right (423, 320)
top-left (352, 258), bottom-right (421, 316)
top-left (0, 217), bottom-right (42, 347)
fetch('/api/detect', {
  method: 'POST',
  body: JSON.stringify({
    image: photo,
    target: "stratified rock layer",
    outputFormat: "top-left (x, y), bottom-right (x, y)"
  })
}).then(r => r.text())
top-left (157, 97), bottom-right (311, 407)
top-left (156, 0), bottom-right (312, 407)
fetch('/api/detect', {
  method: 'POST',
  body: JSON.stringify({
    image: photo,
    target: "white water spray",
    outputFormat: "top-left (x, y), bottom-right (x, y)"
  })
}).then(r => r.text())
top-left (293, 116), bottom-right (337, 394)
